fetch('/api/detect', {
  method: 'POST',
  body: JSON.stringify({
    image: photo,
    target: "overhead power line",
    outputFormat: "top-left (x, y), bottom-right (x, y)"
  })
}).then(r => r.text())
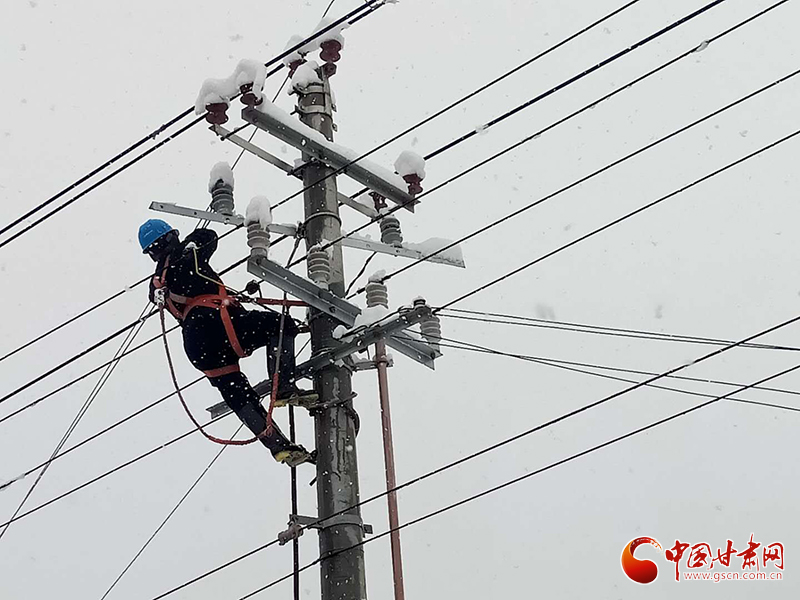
top-left (438, 308), bottom-right (800, 352)
top-left (349, 0), bottom-right (793, 296)
top-left (426, 334), bottom-right (800, 414)
top-left (238, 358), bottom-right (800, 600)
top-left (149, 309), bottom-right (800, 600)
top-left (437, 125), bottom-right (800, 311)
top-left (285, 0), bottom-right (738, 267)
top-left (0, 0), bottom-right (386, 250)
top-left (0, 0), bottom-right (648, 385)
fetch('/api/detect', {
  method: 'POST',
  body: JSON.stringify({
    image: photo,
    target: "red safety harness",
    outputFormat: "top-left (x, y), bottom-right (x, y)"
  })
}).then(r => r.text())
top-left (153, 257), bottom-right (249, 378)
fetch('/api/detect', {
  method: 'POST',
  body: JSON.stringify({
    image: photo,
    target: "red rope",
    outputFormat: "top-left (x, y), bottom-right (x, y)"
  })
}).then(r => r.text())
top-left (159, 306), bottom-right (264, 446)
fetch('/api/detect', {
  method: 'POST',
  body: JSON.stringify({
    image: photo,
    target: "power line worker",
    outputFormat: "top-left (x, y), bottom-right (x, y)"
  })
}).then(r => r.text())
top-left (139, 218), bottom-right (315, 467)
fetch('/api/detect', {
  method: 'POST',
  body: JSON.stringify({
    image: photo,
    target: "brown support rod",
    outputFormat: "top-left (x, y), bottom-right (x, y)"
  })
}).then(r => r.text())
top-left (374, 339), bottom-right (406, 600)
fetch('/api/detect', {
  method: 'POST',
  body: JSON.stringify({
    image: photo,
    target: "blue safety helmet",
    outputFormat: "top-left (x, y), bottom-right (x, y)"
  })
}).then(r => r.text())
top-left (138, 219), bottom-right (176, 253)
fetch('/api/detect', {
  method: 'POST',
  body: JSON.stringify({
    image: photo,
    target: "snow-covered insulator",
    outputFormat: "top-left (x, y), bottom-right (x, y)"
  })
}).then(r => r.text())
top-left (239, 82), bottom-right (263, 107)
top-left (204, 102), bottom-right (229, 125)
top-left (379, 214), bottom-right (403, 247)
top-left (307, 247), bottom-right (332, 289)
top-left (320, 39), bottom-right (342, 63)
top-left (365, 280), bottom-right (389, 309)
top-left (414, 297), bottom-right (442, 352)
top-left (247, 222), bottom-right (270, 258)
top-left (403, 174), bottom-right (423, 196)
top-left (210, 179), bottom-right (235, 216)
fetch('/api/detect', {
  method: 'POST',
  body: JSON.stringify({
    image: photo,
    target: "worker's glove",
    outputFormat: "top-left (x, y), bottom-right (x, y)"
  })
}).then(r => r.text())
top-left (153, 287), bottom-right (167, 308)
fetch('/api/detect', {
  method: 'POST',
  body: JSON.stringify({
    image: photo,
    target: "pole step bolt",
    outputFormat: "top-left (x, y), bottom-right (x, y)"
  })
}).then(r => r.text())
top-left (210, 180), bottom-right (235, 216)
top-left (379, 214), bottom-right (403, 246)
top-left (307, 247), bottom-right (332, 289)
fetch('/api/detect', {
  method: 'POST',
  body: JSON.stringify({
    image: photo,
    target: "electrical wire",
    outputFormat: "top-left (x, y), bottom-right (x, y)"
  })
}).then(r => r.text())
top-left (0, 0), bottom-right (384, 248)
top-left (438, 308), bottom-right (800, 352)
top-left (0, 0), bottom-right (653, 367)
top-left (283, 0), bottom-right (743, 265)
top-left (422, 334), bottom-right (800, 414)
top-left (348, 1), bottom-right (794, 297)
top-left (149, 309), bottom-right (800, 600)
top-left (237, 358), bottom-right (800, 599)
top-left (0, 303), bottom-right (151, 542)
top-left (98, 423), bottom-right (245, 600)
top-left (436, 125), bottom-right (800, 312)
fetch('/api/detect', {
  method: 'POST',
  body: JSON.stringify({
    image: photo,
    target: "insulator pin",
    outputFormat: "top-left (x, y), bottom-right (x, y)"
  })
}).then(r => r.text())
top-left (379, 214), bottom-right (403, 246)
top-left (365, 281), bottom-right (389, 309)
top-left (247, 223), bottom-right (270, 258)
top-left (239, 82), bottom-right (263, 107)
top-left (414, 297), bottom-right (441, 352)
top-left (204, 102), bottom-right (229, 125)
top-left (210, 180), bottom-right (234, 216)
top-left (403, 174), bottom-right (423, 196)
top-left (308, 247), bottom-right (332, 289)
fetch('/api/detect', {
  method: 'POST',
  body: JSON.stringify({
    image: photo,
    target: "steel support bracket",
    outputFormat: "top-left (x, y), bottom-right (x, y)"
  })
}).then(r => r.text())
top-left (294, 305), bottom-right (434, 378)
top-left (292, 514), bottom-right (373, 534)
top-left (212, 124), bottom-right (379, 219)
top-left (242, 105), bottom-right (417, 212)
top-left (248, 256), bottom-right (440, 369)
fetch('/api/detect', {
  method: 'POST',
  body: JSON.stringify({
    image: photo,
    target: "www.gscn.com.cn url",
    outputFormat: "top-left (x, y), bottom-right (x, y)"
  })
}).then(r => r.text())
top-left (683, 571), bottom-right (783, 582)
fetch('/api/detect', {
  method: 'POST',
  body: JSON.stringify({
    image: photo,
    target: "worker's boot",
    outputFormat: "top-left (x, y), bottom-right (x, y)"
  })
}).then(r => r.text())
top-left (233, 403), bottom-right (315, 467)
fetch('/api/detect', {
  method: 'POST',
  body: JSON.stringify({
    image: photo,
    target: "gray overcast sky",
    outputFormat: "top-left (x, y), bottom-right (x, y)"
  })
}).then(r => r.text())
top-left (1, 0), bottom-right (799, 598)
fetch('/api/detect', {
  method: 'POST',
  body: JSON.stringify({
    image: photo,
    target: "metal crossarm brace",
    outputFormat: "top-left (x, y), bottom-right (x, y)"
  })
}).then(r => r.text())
top-left (150, 202), bottom-right (462, 268)
top-left (295, 304), bottom-right (433, 378)
top-left (293, 514), bottom-right (374, 534)
top-left (242, 105), bottom-right (417, 212)
top-left (248, 256), bottom-right (440, 369)
top-left (212, 124), bottom-right (379, 219)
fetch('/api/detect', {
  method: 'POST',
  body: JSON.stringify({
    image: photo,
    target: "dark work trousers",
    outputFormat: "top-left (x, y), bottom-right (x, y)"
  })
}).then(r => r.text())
top-left (182, 306), bottom-right (300, 454)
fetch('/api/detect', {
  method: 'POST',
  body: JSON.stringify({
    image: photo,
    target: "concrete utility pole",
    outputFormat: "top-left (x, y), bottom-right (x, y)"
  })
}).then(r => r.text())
top-left (299, 69), bottom-right (368, 600)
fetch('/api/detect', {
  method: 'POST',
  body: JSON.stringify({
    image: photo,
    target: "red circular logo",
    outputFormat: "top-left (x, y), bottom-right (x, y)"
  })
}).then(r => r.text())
top-left (621, 537), bottom-right (662, 584)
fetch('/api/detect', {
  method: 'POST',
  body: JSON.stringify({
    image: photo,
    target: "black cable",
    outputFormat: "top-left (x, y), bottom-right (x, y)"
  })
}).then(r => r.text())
top-left (269, 0), bottom-right (647, 213)
top-left (0, 0), bottom-right (383, 248)
top-left (0, 304), bottom-right (150, 542)
top-left (350, 1), bottom-right (794, 296)
top-left (0, 0), bottom-right (648, 366)
top-left (287, 0), bottom-right (741, 267)
top-left (239, 359), bottom-right (800, 600)
top-left (0, 254), bottom-right (250, 417)
top-left (344, 251), bottom-right (377, 296)
top-left (0, 377), bottom-right (204, 495)
top-left (438, 309), bottom-right (800, 352)
top-left (0, 413), bottom-right (230, 530)
top-left (0, 108), bottom-right (194, 238)
top-left (149, 310), bottom-right (800, 600)
top-left (426, 334), bottom-right (800, 414)
top-left (98, 423), bottom-right (244, 600)
top-left (438, 125), bottom-right (800, 311)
